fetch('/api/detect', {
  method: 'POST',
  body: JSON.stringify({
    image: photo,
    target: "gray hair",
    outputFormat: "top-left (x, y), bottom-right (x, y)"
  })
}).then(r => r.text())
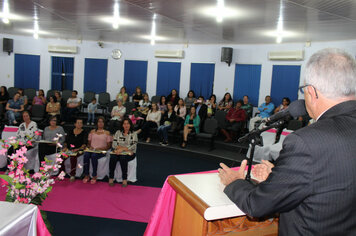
top-left (305, 48), bottom-right (356, 98)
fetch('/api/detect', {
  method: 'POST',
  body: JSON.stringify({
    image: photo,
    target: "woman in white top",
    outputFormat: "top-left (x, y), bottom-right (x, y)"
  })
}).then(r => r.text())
top-left (140, 103), bottom-right (161, 143)
top-left (108, 99), bottom-right (126, 133)
top-left (16, 111), bottom-right (38, 144)
top-left (138, 93), bottom-right (151, 118)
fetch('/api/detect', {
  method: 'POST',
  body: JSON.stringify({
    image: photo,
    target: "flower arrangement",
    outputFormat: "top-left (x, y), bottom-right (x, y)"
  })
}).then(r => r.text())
top-left (129, 108), bottom-right (143, 125)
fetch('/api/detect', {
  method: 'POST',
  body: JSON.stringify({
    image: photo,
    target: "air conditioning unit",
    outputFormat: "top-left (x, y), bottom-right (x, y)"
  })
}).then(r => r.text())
top-left (154, 50), bottom-right (184, 59)
top-left (48, 45), bottom-right (78, 54)
top-left (268, 50), bottom-right (304, 61)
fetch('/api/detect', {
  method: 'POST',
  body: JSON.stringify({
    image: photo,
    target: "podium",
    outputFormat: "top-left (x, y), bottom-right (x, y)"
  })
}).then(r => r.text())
top-left (168, 173), bottom-right (278, 236)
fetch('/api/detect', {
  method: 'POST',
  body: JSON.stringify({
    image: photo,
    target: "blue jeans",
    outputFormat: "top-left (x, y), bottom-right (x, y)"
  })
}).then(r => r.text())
top-left (157, 124), bottom-right (171, 142)
top-left (87, 112), bottom-right (95, 123)
top-left (6, 110), bottom-right (21, 125)
top-left (83, 152), bottom-right (105, 177)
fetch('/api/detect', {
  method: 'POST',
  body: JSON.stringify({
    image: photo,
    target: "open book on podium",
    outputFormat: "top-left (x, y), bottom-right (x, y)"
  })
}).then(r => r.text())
top-left (168, 173), bottom-right (278, 236)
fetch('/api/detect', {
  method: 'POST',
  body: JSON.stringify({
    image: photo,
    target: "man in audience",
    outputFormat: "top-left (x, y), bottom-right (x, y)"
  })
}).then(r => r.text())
top-left (220, 100), bottom-right (246, 142)
top-left (248, 95), bottom-right (274, 131)
top-left (62, 90), bottom-right (81, 123)
top-left (194, 96), bottom-right (207, 126)
top-left (219, 48), bottom-right (356, 235)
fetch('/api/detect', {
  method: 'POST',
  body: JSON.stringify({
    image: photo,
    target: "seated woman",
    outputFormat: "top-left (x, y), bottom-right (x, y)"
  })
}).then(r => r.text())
top-left (46, 95), bottom-right (61, 119)
top-left (17, 88), bottom-right (28, 110)
top-left (108, 99), bottom-right (126, 134)
top-left (0, 86), bottom-right (9, 115)
top-left (132, 86), bottom-right (143, 107)
top-left (166, 89), bottom-right (180, 107)
top-left (109, 118), bottom-right (138, 187)
top-left (184, 90), bottom-right (196, 109)
top-left (158, 96), bottom-right (167, 114)
top-left (83, 116), bottom-right (112, 184)
top-left (220, 100), bottom-right (247, 142)
top-left (63, 118), bottom-right (87, 182)
top-left (32, 89), bottom-right (46, 106)
top-left (206, 94), bottom-right (217, 117)
top-left (6, 92), bottom-right (24, 125)
top-left (157, 102), bottom-right (176, 146)
top-left (116, 86), bottom-right (128, 104)
top-left (274, 97), bottom-right (290, 114)
top-left (137, 93), bottom-right (151, 118)
top-left (38, 116), bottom-right (65, 166)
top-left (181, 106), bottom-right (200, 148)
top-left (218, 92), bottom-right (233, 111)
top-left (140, 103), bottom-right (161, 143)
top-left (174, 98), bottom-right (187, 131)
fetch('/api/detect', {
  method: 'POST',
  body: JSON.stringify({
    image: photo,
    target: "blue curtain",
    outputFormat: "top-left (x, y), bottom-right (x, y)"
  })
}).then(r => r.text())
top-left (84, 58), bottom-right (108, 93)
top-left (233, 64), bottom-right (262, 106)
top-left (190, 63), bottom-right (215, 99)
top-left (271, 65), bottom-right (301, 105)
top-left (51, 57), bottom-right (74, 90)
top-left (156, 62), bottom-right (181, 96)
top-left (14, 54), bottom-right (40, 89)
top-left (124, 60), bottom-right (148, 95)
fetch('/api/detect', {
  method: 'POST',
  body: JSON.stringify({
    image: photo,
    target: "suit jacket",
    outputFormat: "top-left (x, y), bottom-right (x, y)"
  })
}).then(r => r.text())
top-left (224, 100), bottom-right (356, 236)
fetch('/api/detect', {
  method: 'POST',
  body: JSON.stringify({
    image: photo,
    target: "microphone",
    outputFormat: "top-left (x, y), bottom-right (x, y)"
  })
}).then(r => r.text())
top-left (265, 99), bottom-right (307, 125)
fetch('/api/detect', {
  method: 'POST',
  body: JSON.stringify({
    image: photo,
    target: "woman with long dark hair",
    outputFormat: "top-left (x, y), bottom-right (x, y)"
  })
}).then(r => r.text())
top-left (218, 92), bottom-right (233, 111)
top-left (181, 106), bottom-right (200, 148)
top-left (109, 118), bottom-right (138, 187)
top-left (166, 89), bottom-right (180, 107)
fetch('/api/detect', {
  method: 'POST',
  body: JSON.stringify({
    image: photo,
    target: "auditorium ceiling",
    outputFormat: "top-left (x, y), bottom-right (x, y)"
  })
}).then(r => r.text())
top-left (0, 0), bottom-right (356, 44)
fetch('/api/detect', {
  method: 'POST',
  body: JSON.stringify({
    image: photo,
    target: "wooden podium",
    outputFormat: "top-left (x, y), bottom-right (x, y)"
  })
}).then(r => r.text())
top-left (168, 173), bottom-right (278, 236)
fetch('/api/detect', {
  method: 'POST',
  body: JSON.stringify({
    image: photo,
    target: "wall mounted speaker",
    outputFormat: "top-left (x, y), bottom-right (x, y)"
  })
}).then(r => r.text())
top-left (221, 47), bottom-right (233, 66)
top-left (3, 38), bottom-right (13, 55)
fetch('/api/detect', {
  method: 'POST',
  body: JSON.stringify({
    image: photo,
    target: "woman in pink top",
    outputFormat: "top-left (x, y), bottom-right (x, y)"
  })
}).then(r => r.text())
top-left (32, 89), bottom-right (46, 105)
top-left (83, 116), bottom-right (112, 184)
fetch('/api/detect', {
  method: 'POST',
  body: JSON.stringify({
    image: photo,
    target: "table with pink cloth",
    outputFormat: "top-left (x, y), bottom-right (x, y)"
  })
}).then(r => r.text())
top-left (144, 167), bottom-right (244, 236)
top-left (0, 201), bottom-right (50, 236)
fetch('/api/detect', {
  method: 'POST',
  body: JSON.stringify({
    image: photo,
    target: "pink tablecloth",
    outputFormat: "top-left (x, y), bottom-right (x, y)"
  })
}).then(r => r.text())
top-left (144, 167), bottom-right (243, 236)
top-left (37, 209), bottom-right (51, 236)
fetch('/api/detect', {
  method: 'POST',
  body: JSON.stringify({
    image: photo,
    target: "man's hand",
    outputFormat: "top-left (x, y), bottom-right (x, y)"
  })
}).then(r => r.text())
top-left (218, 160), bottom-right (247, 186)
top-left (252, 160), bottom-right (274, 182)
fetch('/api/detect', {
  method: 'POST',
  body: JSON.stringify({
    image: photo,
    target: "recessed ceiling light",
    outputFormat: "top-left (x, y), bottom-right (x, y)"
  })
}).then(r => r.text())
top-left (99, 16), bottom-right (135, 27)
top-left (199, 5), bottom-right (244, 21)
top-left (262, 30), bottom-right (299, 38)
top-left (141, 35), bottom-right (167, 41)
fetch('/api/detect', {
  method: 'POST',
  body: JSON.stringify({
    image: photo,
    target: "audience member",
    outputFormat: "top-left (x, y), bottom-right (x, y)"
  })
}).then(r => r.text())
top-left (206, 94), bottom-right (217, 117)
top-left (108, 99), bottom-right (126, 133)
top-left (132, 86), bottom-right (143, 107)
top-left (158, 96), bottom-right (167, 114)
top-left (87, 98), bottom-right (98, 125)
top-left (140, 103), bottom-right (161, 143)
top-left (218, 92), bottom-right (233, 111)
top-left (184, 90), bottom-right (196, 109)
top-left (32, 89), bottom-right (46, 105)
top-left (157, 102), bottom-right (176, 146)
top-left (38, 116), bottom-right (65, 165)
top-left (241, 95), bottom-right (253, 119)
top-left (116, 86), bottom-right (128, 104)
top-left (63, 118), bottom-right (87, 182)
top-left (0, 86), bottom-right (9, 111)
top-left (17, 88), bottom-right (28, 109)
top-left (138, 93), bottom-right (151, 118)
top-left (46, 95), bottom-right (61, 118)
top-left (62, 90), bottom-right (81, 123)
top-left (174, 98), bottom-right (186, 131)
top-left (109, 118), bottom-right (138, 187)
top-left (220, 100), bottom-right (246, 142)
top-left (194, 96), bottom-right (207, 130)
top-left (83, 117), bottom-right (112, 184)
top-left (274, 97), bottom-right (290, 113)
top-left (181, 106), bottom-right (200, 148)
top-left (6, 92), bottom-right (24, 125)
top-left (249, 95), bottom-right (275, 131)
top-left (16, 111), bottom-right (38, 144)
top-left (166, 89), bottom-right (180, 107)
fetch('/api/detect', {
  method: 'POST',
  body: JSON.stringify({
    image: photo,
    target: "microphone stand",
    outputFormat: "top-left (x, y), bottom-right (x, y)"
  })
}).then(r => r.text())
top-left (239, 120), bottom-right (285, 183)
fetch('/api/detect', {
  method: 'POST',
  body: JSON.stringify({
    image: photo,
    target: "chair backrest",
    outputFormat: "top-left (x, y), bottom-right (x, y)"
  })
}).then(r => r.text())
top-left (84, 91), bottom-right (96, 104)
top-left (98, 92), bottom-right (110, 105)
top-left (287, 119), bottom-right (303, 131)
top-left (203, 118), bottom-right (218, 134)
top-left (124, 102), bottom-right (136, 115)
top-left (214, 110), bottom-right (227, 128)
top-left (24, 88), bottom-right (36, 101)
top-left (151, 95), bottom-right (160, 104)
top-left (46, 90), bottom-right (56, 101)
top-left (108, 100), bottom-right (117, 112)
top-left (62, 90), bottom-right (72, 102)
top-left (31, 105), bottom-right (45, 118)
top-left (8, 87), bottom-right (18, 99)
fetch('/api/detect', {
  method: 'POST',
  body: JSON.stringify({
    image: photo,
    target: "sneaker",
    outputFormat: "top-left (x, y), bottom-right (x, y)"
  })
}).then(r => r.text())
top-left (91, 123), bottom-right (94, 125)
top-left (87, 122), bottom-right (90, 125)
top-left (161, 141), bottom-right (168, 146)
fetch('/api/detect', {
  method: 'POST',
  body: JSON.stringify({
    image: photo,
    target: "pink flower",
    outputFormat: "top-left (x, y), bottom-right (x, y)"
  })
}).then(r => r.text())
top-left (35, 131), bottom-right (41, 136)
top-left (56, 157), bottom-right (63, 163)
top-left (18, 141), bottom-right (24, 146)
top-left (4, 144), bottom-right (9, 148)
top-left (58, 171), bottom-right (65, 180)
top-left (26, 140), bottom-right (33, 146)
top-left (70, 144), bottom-right (75, 148)
top-left (32, 173), bottom-right (43, 179)
top-left (61, 153), bottom-right (68, 158)
top-left (132, 108), bottom-right (136, 111)
top-left (0, 149), bottom-right (7, 155)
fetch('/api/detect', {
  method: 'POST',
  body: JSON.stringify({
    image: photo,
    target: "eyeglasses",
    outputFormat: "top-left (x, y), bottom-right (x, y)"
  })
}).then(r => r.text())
top-left (299, 84), bottom-right (318, 99)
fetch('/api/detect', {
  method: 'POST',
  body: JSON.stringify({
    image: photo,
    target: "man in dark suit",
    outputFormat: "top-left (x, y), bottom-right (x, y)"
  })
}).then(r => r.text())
top-left (194, 96), bottom-right (207, 131)
top-left (218, 48), bottom-right (356, 235)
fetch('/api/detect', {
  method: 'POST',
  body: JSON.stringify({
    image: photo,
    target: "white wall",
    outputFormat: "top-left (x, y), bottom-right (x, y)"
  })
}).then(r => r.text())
top-left (1, 33), bottom-right (356, 104)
